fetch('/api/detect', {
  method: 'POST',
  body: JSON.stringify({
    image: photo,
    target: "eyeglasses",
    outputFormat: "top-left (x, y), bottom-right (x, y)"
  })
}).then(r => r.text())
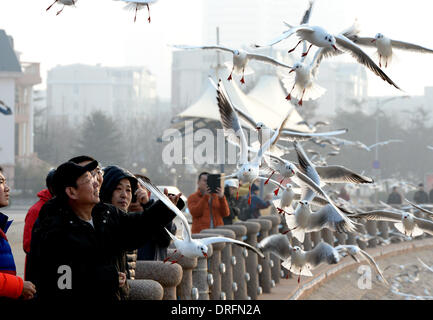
top-left (91, 167), bottom-right (103, 177)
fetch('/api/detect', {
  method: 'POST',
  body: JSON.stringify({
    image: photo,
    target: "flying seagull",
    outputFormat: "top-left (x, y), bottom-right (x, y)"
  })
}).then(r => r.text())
top-left (137, 177), bottom-right (265, 262)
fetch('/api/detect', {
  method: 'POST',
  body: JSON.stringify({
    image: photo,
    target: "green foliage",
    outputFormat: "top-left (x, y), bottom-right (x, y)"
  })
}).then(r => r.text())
top-left (74, 111), bottom-right (126, 166)
top-left (14, 162), bottom-right (52, 197)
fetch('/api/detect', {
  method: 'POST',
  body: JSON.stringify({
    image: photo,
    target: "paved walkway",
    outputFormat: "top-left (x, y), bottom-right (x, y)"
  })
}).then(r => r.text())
top-left (304, 247), bottom-right (433, 300)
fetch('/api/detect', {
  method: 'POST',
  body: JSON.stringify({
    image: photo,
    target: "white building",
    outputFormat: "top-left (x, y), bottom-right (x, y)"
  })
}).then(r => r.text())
top-left (0, 29), bottom-right (41, 186)
top-left (46, 64), bottom-right (157, 125)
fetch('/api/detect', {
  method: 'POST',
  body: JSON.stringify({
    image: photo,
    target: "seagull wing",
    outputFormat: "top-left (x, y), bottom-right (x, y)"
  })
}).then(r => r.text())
top-left (201, 236), bottom-right (265, 258)
top-left (253, 110), bottom-right (291, 164)
top-left (247, 53), bottom-right (292, 69)
top-left (315, 165), bottom-right (374, 184)
top-left (280, 128), bottom-right (348, 142)
top-left (413, 217), bottom-right (433, 236)
top-left (404, 198), bottom-right (433, 217)
top-left (300, 0), bottom-right (315, 25)
top-left (335, 34), bottom-right (401, 90)
top-left (368, 139), bottom-right (403, 149)
top-left (350, 210), bottom-right (403, 223)
top-left (390, 39), bottom-right (433, 54)
top-left (137, 177), bottom-right (192, 242)
top-left (254, 25), bottom-right (313, 47)
top-left (257, 234), bottom-right (293, 260)
top-left (350, 35), bottom-right (376, 47)
top-left (305, 242), bottom-right (340, 269)
top-left (336, 245), bottom-right (388, 284)
top-left (231, 104), bottom-right (257, 129)
top-left (172, 44), bottom-right (235, 54)
top-left (213, 78), bottom-right (249, 164)
top-left (309, 204), bottom-right (355, 233)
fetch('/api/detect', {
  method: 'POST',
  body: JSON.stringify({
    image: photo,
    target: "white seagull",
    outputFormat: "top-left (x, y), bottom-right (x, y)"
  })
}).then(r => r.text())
top-left (349, 209), bottom-right (433, 237)
top-left (173, 45), bottom-right (292, 84)
top-left (137, 177), bottom-right (265, 261)
top-left (116, 0), bottom-right (158, 23)
top-left (46, 0), bottom-right (76, 15)
top-left (258, 234), bottom-right (340, 283)
top-left (256, 24), bottom-right (401, 90)
top-left (283, 200), bottom-right (355, 243)
top-left (215, 78), bottom-right (289, 204)
top-left (258, 234), bottom-right (386, 284)
top-left (351, 33), bottom-right (433, 68)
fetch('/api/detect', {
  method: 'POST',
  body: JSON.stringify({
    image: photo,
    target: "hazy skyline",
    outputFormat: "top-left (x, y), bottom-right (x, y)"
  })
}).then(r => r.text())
top-left (1, 0), bottom-right (433, 100)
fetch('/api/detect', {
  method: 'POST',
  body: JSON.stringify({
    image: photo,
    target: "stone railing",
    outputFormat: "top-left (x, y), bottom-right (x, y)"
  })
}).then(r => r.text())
top-left (130, 203), bottom-right (433, 300)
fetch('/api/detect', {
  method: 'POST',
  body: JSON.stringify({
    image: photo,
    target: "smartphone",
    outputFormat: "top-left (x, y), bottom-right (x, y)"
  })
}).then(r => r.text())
top-left (207, 174), bottom-right (221, 194)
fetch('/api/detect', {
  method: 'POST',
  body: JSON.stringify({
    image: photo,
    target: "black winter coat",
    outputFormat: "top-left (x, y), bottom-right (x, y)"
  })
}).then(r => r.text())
top-left (27, 197), bottom-right (175, 301)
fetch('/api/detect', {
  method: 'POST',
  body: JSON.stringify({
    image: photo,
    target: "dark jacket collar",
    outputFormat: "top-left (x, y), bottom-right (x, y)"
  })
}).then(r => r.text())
top-left (0, 211), bottom-right (12, 234)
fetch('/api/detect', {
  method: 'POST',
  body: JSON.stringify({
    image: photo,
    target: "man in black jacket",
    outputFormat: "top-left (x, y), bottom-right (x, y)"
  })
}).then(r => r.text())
top-left (27, 160), bottom-right (180, 300)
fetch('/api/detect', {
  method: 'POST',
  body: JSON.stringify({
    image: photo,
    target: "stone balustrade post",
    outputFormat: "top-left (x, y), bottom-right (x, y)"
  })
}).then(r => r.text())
top-left (191, 234), bottom-right (214, 300)
top-left (135, 261), bottom-right (183, 300)
top-left (198, 231), bottom-right (226, 300)
top-left (250, 218), bottom-right (272, 294)
top-left (166, 248), bottom-right (198, 300)
top-left (235, 220), bottom-right (261, 300)
top-left (216, 224), bottom-right (248, 300)
top-left (259, 215), bottom-right (281, 285)
top-left (204, 228), bottom-right (236, 300)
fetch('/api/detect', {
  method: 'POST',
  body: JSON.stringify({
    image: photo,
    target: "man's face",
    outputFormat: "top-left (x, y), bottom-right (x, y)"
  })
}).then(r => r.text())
top-left (198, 174), bottom-right (208, 193)
top-left (111, 178), bottom-right (132, 212)
top-left (0, 172), bottom-right (10, 208)
top-left (69, 171), bottom-right (100, 205)
top-left (78, 160), bottom-right (103, 191)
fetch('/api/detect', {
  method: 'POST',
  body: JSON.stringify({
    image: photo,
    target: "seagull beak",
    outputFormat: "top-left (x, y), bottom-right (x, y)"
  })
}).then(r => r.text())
top-left (291, 169), bottom-right (295, 175)
top-left (289, 69), bottom-right (295, 73)
top-left (332, 45), bottom-right (338, 51)
top-left (371, 39), bottom-right (376, 43)
top-left (256, 127), bottom-right (261, 130)
top-left (202, 252), bottom-right (208, 257)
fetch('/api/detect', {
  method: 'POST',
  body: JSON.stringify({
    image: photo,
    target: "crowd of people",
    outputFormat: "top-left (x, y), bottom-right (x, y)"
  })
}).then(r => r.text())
top-left (0, 158), bottom-right (274, 301)
top-left (386, 183), bottom-right (433, 205)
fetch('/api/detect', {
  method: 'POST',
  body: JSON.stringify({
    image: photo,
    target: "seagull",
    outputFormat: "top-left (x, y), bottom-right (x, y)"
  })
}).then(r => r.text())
top-left (366, 139), bottom-right (404, 151)
top-left (258, 234), bottom-right (340, 283)
top-left (349, 209), bottom-right (433, 237)
top-left (137, 177), bottom-right (265, 262)
top-left (351, 33), bottom-right (433, 68)
top-left (256, 23), bottom-right (401, 90)
top-left (280, 23), bottom-right (359, 106)
top-left (0, 100), bottom-right (12, 116)
top-left (272, 183), bottom-right (296, 215)
top-left (173, 45), bottom-right (292, 84)
top-left (116, 0), bottom-right (157, 23)
top-left (232, 104), bottom-right (348, 145)
top-left (404, 198), bottom-right (433, 218)
top-left (335, 245), bottom-right (388, 284)
top-left (214, 78), bottom-right (289, 204)
top-left (294, 141), bottom-right (374, 188)
top-left (283, 200), bottom-right (356, 243)
top-left (46, 0), bottom-right (76, 15)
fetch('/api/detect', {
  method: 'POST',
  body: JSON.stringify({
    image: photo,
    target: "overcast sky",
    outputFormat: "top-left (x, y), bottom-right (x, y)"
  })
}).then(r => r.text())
top-left (1, 0), bottom-right (433, 100)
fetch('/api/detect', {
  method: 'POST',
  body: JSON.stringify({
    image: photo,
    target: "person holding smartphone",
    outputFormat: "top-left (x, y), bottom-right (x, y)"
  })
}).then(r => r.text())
top-left (187, 172), bottom-right (230, 234)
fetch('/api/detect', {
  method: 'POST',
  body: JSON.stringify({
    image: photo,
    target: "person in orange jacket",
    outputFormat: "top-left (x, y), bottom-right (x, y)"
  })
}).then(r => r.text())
top-left (23, 169), bottom-right (55, 279)
top-left (187, 172), bottom-right (230, 234)
top-left (0, 166), bottom-right (36, 300)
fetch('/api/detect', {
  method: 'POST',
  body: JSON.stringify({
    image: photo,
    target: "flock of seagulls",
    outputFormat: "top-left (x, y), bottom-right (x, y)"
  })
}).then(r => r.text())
top-left (46, 0), bottom-right (158, 22)
top-left (42, 0), bottom-right (433, 295)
